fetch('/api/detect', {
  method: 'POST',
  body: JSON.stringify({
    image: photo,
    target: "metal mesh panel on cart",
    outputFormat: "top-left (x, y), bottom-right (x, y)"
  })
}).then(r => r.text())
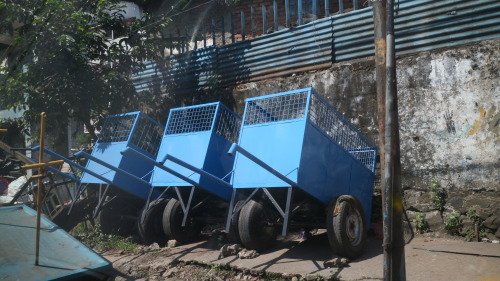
top-left (130, 114), bottom-right (164, 156)
top-left (214, 106), bottom-right (241, 143)
top-left (244, 91), bottom-right (309, 125)
top-left (97, 114), bottom-right (136, 143)
top-left (308, 92), bottom-right (376, 172)
top-left (166, 104), bottom-right (217, 135)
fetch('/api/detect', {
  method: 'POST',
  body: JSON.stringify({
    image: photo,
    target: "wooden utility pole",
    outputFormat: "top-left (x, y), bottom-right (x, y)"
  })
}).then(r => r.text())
top-left (372, 0), bottom-right (406, 280)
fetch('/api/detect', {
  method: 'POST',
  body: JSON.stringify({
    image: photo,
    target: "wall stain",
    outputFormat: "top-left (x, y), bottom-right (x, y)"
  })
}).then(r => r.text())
top-left (444, 110), bottom-right (456, 134)
top-left (468, 120), bottom-right (481, 135)
top-left (467, 106), bottom-right (499, 136)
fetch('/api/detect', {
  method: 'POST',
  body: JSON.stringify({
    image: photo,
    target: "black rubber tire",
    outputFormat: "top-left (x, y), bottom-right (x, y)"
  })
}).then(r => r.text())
top-left (138, 198), bottom-right (169, 245)
top-left (327, 198), bottom-right (367, 259)
top-left (226, 200), bottom-right (244, 244)
top-left (96, 197), bottom-right (138, 236)
top-left (238, 199), bottom-right (278, 252)
top-left (162, 198), bottom-right (200, 244)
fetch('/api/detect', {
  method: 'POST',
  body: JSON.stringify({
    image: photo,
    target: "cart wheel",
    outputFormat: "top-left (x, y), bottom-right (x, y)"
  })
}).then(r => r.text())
top-left (96, 197), bottom-right (139, 236)
top-left (327, 197), bottom-right (366, 259)
top-left (238, 199), bottom-right (278, 252)
top-left (162, 198), bottom-right (200, 243)
top-left (226, 200), bottom-right (244, 244)
top-left (138, 198), bottom-right (169, 245)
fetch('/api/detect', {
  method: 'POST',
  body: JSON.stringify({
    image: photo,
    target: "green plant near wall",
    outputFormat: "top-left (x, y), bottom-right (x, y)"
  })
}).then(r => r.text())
top-left (413, 212), bottom-right (430, 234)
top-left (444, 211), bottom-right (461, 235)
top-left (464, 208), bottom-right (486, 241)
top-left (430, 178), bottom-right (446, 212)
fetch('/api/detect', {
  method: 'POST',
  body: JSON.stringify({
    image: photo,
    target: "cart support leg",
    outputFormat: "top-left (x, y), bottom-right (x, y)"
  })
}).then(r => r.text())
top-left (262, 188), bottom-right (293, 236)
top-left (141, 186), bottom-right (171, 224)
top-left (282, 187), bottom-right (293, 236)
top-left (225, 188), bottom-right (260, 233)
top-left (93, 184), bottom-right (111, 219)
top-left (225, 190), bottom-right (238, 233)
top-left (68, 183), bottom-right (87, 215)
top-left (182, 186), bottom-right (196, 227)
top-left (173, 186), bottom-right (196, 227)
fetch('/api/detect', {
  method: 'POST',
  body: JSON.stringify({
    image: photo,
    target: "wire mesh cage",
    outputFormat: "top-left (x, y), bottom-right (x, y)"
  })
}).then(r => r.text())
top-left (241, 89), bottom-right (376, 173)
top-left (166, 103), bottom-right (241, 141)
top-left (98, 114), bottom-right (136, 143)
top-left (244, 91), bottom-right (309, 125)
top-left (214, 104), bottom-right (241, 143)
top-left (97, 112), bottom-right (164, 157)
top-left (130, 114), bottom-right (164, 157)
top-left (152, 102), bottom-right (241, 200)
top-left (166, 104), bottom-right (218, 135)
top-left (308, 92), bottom-right (376, 172)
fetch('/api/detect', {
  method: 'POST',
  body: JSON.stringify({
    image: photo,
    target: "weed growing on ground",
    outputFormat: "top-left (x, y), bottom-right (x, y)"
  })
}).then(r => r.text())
top-left (329, 269), bottom-right (341, 281)
top-left (444, 211), bottom-right (461, 235)
top-left (413, 212), bottom-right (430, 234)
top-left (430, 178), bottom-right (446, 212)
top-left (71, 223), bottom-right (137, 253)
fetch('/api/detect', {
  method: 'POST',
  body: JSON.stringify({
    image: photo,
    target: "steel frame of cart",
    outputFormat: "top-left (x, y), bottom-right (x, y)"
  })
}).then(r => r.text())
top-left (225, 88), bottom-right (376, 258)
top-left (122, 102), bottom-right (242, 243)
top-left (33, 112), bottom-right (164, 235)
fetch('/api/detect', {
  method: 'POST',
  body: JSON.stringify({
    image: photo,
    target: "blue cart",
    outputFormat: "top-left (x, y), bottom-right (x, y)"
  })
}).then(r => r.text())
top-left (123, 102), bottom-right (241, 243)
top-left (225, 88), bottom-right (376, 258)
top-left (34, 111), bottom-right (164, 236)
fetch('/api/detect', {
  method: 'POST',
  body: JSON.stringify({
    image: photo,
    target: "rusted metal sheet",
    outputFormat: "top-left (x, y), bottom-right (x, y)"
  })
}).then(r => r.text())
top-left (217, 16), bottom-right (333, 84)
top-left (131, 0), bottom-right (500, 94)
top-left (133, 47), bottom-right (218, 94)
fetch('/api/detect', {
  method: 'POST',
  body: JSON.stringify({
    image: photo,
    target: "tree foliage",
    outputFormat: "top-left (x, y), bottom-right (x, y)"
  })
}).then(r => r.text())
top-left (0, 0), bottom-right (170, 141)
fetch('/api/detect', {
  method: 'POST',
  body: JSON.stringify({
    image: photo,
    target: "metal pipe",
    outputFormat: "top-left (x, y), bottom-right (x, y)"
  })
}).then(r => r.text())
top-left (298, 0), bottom-right (303, 25)
top-left (221, 16), bottom-right (226, 45)
top-left (74, 151), bottom-right (150, 187)
top-left (384, 0), bottom-right (406, 280)
top-left (22, 160), bottom-right (64, 170)
top-left (162, 153), bottom-right (232, 188)
top-left (32, 146), bottom-right (111, 185)
top-left (262, 5), bottom-right (267, 34)
top-left (313, 0), bottom-right (317, 20)
top-left (35, 112), bottom-right (46, 266)
top-left (227, 143), bottom-right (298, 188)
top-left (230, 14), bottom-right (235, 43)
top-left (241, 10), bottom-right (245, 40)
top-left (273, 0), bottom-right (278, 32)
top-left (372, 0), bottom-right (387, 187)
top-left (121, 147), bottom-right (199, 188)
top-left (251, 6), bottom-right (256, 36)
top-left (285, 0), bottom-right (290, 27)
top-left (211, 19), bottom-right (216, 46)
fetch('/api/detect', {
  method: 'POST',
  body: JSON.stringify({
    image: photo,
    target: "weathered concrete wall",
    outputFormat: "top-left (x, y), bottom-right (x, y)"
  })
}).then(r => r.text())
top-left (226, 38), bottom-right (500, 237)
top-left (140, 38), bottom-right (499, 237)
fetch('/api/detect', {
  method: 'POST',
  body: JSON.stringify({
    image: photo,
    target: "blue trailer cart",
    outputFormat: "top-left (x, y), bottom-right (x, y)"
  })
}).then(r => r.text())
top-left (123, 102), bottom-right (241, 244)
top-left (34, 111), bottom-right (165, 236)
top-left (225, 88), bottom-right (376, 258)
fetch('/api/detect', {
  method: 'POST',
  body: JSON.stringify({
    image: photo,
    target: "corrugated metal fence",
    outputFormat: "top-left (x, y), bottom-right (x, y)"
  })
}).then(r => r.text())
top-left (133, 0), bottom-right (500, 94)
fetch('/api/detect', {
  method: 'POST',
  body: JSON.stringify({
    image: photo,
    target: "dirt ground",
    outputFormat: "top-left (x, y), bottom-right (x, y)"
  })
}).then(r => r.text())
top-left (95, 230), bottom-right (500, 281)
